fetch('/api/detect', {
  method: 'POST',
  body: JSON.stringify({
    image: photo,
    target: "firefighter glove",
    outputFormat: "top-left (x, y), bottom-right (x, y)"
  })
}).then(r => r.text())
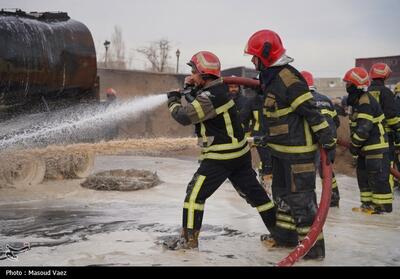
top-left (167, 90), bottom-right (182, 107)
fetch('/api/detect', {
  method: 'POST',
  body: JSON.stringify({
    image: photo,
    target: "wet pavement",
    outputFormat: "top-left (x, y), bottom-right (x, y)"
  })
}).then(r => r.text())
top-left (1, 155), bottom-right (399, 266)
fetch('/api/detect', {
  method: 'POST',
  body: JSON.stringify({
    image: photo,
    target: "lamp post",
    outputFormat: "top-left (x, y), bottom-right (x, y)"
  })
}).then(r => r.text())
top-left (176, 49), bottom-right (180, 73)
top-left (104, 40), bottom-right (110, 68)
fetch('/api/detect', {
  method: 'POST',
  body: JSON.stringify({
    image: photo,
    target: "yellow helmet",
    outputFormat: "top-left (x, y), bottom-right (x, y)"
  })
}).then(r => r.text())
top-left (395, 82), bottom-right (400, 94)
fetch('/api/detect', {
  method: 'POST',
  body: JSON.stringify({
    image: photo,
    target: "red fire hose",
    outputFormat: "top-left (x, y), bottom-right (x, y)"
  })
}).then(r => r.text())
top-left (222, 76), bottom-right (333, 266)
top-left (222, 76), bottom-right (260, 89)
top-left (336, 139), bottom-right (400, 179)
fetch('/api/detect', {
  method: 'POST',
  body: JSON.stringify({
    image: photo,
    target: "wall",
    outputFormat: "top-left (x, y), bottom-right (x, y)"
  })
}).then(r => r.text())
top-left (98, 68), bottom-right (193, 138)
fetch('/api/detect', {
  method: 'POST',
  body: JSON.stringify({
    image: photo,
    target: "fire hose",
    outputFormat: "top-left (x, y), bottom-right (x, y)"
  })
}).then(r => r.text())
top-left (221, 76), bottom-right (332, 266)
top-left (336, 139), bottom-right (400, 179)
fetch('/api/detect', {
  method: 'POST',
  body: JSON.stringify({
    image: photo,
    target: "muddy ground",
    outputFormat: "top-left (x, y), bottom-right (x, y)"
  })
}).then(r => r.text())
top-left (0, 150), bottom-right (399, 266)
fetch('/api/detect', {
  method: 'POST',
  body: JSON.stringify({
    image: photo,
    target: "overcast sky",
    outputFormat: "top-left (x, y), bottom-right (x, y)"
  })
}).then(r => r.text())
top-left (2, 0), bottom-right (399, 77)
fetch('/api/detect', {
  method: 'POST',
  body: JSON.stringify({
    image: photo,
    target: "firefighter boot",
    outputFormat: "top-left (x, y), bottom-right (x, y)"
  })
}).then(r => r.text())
top-left (163, 228), bottom-right (199, 250)
top-left (260, 226), bottom-right (298, 248)
top-left (372, 203), bottom-right (393, 214)
top-left (303, 239), bottom-right (325, 260)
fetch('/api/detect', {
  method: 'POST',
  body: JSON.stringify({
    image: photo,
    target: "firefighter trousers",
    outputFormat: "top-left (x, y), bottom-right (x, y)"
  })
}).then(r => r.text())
top-left (356, 152), bottom-right (393, 211)
top-left (182, 152), bottom-right (276, 233)
top-left (271, 155), bottom-right (324, 247)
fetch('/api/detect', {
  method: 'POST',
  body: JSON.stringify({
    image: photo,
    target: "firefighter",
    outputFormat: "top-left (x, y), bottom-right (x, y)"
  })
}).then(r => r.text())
top-left (105, 88), bottom-right (117, 104)
top-left (343, 67), bottom-right (393, 214)
top-left (368, 63), bottom-right (400, 192)
top-left (226, 77), bottom-right (251, 136)
top-left (164, 51), bottom-right (277, 250)
top-left (244, 30), bottom-right (335, 259)
top-left (301, 71), bottom-right (341, 207)
top-left (394, 82), bottom-right (400, 190)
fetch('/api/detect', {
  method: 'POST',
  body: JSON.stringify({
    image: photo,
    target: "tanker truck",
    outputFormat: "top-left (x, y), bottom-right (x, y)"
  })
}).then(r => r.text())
top-left (0, 9), bottom-right (99, 187)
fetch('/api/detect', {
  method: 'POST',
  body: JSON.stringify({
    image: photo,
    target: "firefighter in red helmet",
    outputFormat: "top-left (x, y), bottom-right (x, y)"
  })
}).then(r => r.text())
top-left (300, 71), bottom-right (341, 207)
top-left (244, 29), bottom-right (336, 259)
top-left (343, 67), bottom-right (393, 214)
top-left (368, 63), bottom-right (400, 193)
top-left (164, 51), bottom-right (277, 250)
top-left (105, 88), bottom-right (117, 104)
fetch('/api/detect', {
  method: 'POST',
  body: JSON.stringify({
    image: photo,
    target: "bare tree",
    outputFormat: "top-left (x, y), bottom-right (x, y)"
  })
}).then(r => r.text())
top-left (137, 39), bottom-right (171, 72)
top-left (111, 26), bottom-right (125, 64)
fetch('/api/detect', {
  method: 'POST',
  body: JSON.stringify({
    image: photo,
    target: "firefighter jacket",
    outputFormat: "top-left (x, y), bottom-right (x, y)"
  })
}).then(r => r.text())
top-left (168, 78), bottom-right (250, 160)
top-left (259, 65), bottom-right (335, 160)
top-left (311, 90), bottom-right (340, 139)
top-left (368, 80), bottom-right (400, 140)
top-left (349, 92), bottom-right (389, 155)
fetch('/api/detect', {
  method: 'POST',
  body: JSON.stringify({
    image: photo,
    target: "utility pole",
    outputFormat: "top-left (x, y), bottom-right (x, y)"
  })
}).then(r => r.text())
top-left (175, 49), bottom-right (180, 73)
top-left (104, 40), bottom-right (110, 68)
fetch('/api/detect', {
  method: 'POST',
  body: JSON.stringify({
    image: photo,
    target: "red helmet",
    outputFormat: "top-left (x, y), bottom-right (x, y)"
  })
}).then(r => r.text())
top-left (300, 71), bottom-right (315, 89)
top-left (369, 63), bottom-right (392, 80)
top-left (244, 29), bottom-right (286, 68)
top-left (187, 51), bottom-right (221, 77)
top-left (106, 88), bottom-right (117, 96)
top-left (343, 67), bottom-right (370, 89)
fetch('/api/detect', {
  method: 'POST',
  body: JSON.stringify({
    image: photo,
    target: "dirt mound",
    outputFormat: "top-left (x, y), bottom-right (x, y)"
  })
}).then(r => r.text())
top-left (81, 169), bottom-right (161, 191)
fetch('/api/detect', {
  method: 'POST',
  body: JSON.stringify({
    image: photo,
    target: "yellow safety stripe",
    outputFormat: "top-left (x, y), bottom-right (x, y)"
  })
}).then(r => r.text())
top-left (290, 92), bottom-right (313, 110)
top-left (362, 142), bottom-right (388, 151)
top-left (360, 191), bottom-right (372, 202)
top-left (321, 109), bottom-right (337, 118)
top-left (311, 120), bottom-right (329, 133)
top-left (256, 201), bottom-right (275, 213)
top-left (352, 133), bottom-right (366, 142)
top-left (200, 144), bottom-right (250, 160)
top-left (202, 137), bottom-right (248, 152)
top-left (268, 142), bottom-right (317, 154)
top-left (215, 99), bottom-right (235, 114)
top-left (372, 193), bottom-right (393, 199)
top-left (169, 103), bottom-right (181, 112)
top-left (200, 123), bottom-right (207, 144)
top-left (223, 111), bottom-right (238, 144)
top-left (191, 100), bottom-right (205, 120)
top-left (277, 213), bottom-right (295, 223)
top-left (299, 232), bottom-right (324, 241)
top-left (357, 113), bottom-right (384, 123)
top-left (361, 192), bottom-right (373, 197)
top-left (264, 107), bottom-right (293, 118)
top-left (304, 120), bottom-right (313, 147)
top-left (332, 177), bottom-right (338, 189)
top-left (184, 202), bottom-right (204, 211)
top-left (252, 110), bottom-right (260, 131)
top-left (187, 175), bottom-right (206, 229)
top-left (276, 221), bottom-right (297, 231)
top-left (386, 116), bottom-right (400, 126)
top-left (372, 197), bottom-right (393, 205)
top-left (366, 154), bottom-right (383, 159)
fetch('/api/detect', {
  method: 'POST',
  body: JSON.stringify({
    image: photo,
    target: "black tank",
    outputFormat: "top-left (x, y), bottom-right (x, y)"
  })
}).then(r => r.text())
top-left (0, 9), bottom-right (98, 106)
